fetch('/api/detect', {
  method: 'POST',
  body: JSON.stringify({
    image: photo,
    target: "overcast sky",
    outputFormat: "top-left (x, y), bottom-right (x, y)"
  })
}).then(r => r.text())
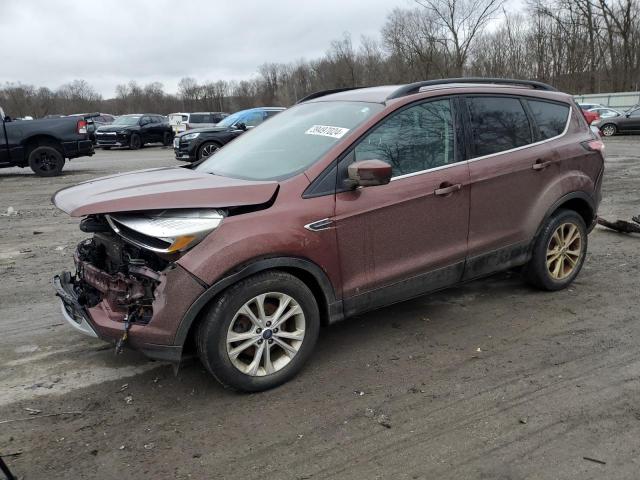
top-left (0, 0), bottom-right (421, 98)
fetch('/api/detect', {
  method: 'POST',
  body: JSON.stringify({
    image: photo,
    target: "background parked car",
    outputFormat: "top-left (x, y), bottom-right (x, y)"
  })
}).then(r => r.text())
top-left (168, 112), bottom-right (228, 135)
top-left (173, 107), bottom-right (284, 161)
top-left (1, 105), bottom-right (94, 176)
top-left (70, 113), bottom-right (116, 142)
top-left (592, 106), bottom-right (640, 136)
top-left (588, 107), bottom-right (622, 119)
top-left (577, 104), bottom-right (600, 125)
top-left (95, 114), bottom-right (173, 150)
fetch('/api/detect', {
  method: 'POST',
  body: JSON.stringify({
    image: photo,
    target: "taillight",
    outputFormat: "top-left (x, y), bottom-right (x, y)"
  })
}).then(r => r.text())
top-left (77, 119), bottom-right (88, 135)
top-left (582, 139), bottom-right (605, 155)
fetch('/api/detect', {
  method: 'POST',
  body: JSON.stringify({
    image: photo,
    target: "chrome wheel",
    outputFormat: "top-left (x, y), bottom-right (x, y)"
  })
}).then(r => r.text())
top-left (226, 292), bottom-right (305, 377)
top-left (200, 143), bottom-right (219, 159)
top-left (601, 124), bottom-right (616, 136)
top-left (546, 222), bottom-right (583, 280)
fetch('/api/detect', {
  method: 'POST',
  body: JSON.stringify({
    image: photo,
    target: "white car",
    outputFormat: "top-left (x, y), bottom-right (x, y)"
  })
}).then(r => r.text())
top-left (168, 112), bottom-right (228, 134)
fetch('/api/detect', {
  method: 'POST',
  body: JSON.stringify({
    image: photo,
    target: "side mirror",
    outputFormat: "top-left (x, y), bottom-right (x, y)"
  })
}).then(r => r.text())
top-left (347, 160), bottom-right (392, 188)
top-left (235, 122), bottom-right (247, 131)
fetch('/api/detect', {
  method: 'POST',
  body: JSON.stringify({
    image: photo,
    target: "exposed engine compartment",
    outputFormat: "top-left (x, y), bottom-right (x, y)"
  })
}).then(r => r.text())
top-left (72, 232), bottom-right (169, 323)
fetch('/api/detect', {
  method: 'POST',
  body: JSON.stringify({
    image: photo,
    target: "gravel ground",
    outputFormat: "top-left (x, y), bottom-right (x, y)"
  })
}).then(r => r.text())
top-left (1, 138), bottom-right (639, 479)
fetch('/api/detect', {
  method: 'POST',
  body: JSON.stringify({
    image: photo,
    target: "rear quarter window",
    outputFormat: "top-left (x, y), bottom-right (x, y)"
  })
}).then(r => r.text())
top-left (467, 96), bottom-right (532, 158)
top-left (527, 99), bottom-right (569, 140)
top-left (189, 114), bottom-right (207, 123)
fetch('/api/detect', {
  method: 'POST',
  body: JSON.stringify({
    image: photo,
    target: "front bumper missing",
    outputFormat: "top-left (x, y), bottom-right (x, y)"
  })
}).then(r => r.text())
top-left (53, 272), bottom-right (98, 338)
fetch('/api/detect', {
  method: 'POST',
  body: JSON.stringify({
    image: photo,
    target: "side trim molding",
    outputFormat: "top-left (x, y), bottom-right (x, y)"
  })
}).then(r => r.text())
top-left (343, 261), bottom-right (465, 318)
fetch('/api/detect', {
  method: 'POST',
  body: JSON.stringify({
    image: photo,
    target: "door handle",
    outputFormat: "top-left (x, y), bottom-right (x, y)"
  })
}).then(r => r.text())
top-left (532, 159), bottom-right (552, 170)
top-left (434, 183), bottom-right (462, 196)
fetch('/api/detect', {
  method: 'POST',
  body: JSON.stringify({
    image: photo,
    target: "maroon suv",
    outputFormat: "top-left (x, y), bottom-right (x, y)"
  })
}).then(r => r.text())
top-left (53, 78), bottom-right (605, 392)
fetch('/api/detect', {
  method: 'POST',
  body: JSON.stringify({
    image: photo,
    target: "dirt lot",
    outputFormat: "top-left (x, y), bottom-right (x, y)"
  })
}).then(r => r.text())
top-left (1, 139), bottom-right (639, 479)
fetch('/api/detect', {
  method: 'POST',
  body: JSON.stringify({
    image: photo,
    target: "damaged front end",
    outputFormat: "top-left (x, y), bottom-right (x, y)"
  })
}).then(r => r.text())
top-left (54, 228), bottom-right (168, 344)
top-left (53, 214), bottom-right (212, 361)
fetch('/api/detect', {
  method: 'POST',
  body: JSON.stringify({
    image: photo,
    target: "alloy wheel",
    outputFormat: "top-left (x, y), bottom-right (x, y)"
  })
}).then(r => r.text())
top-left (226, 292), bottom-right (306, 376)
top-left (546, 222), bottom-right (583, 280)
top-left (201, 143), bottom-right (219, 158)
top-left (601, 124), bottom-right (616, 136)
top-left (34, 152), bottom-right (57, 171)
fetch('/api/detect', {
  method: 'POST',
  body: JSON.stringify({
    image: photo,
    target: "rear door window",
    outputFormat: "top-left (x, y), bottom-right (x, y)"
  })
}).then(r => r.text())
top-left (466, 96), bottom-right (532, 157)
top-left (526, 99), bottom-right (569, 140)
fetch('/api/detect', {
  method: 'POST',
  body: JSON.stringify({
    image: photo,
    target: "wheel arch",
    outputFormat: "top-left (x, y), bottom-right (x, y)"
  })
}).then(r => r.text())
top-left (23, 134), bottom-right (63, 156)
top-left (534, 191), bottom-right (596, 245)
top-left (174, 256), bottom-right (342, 350)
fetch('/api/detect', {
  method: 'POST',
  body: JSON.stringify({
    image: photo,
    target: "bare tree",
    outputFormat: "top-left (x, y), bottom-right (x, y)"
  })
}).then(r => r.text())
top-left (414, 0), bottom-right (505, 75)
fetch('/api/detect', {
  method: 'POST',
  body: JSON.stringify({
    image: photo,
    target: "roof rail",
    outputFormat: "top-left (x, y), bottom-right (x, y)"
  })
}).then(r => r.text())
top-left (297, 87), bottom-right (364, 104)
top-left (386, 78), bottom-right (557, 100)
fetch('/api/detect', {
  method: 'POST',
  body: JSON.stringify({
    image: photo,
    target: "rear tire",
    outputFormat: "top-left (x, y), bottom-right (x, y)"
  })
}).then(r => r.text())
top-left (523, 209), bottom-right (587, 291)
top-left (600, 123), bottom-right (616, 137)
top-left (129, 133), bottom-right (141, 150)
top-left (196, 271), bottom-right (320, 392)
top-left (28, 145), bottom-right (65, 177)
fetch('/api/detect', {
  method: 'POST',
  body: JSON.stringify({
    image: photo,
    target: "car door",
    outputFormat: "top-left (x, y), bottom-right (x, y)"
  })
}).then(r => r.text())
top-left (334, 98), bottom-right (470, 315)
top-left (139, 116), bottom-right (153, 142)
top-left (462, 95), bottom-right (570, 280)
top-left (618, 108), bottom-right (640, 132)
top-left (154, 116), bottom-right (167, 140)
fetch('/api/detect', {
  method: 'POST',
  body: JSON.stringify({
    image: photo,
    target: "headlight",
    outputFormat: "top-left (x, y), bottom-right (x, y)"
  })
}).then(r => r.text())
top-left (105, 209), bottom-right (225, 253)
top-left (182, 132), bottom-right (200, 140)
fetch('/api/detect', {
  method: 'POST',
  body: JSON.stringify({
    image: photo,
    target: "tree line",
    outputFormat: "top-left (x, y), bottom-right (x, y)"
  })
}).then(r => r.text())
top-left (2, 0), bottom-right (639, 118)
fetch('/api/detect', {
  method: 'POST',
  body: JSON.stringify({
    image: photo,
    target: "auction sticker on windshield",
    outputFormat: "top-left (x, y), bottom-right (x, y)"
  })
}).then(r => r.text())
top-left (305, 125), bottom-right (350, 139)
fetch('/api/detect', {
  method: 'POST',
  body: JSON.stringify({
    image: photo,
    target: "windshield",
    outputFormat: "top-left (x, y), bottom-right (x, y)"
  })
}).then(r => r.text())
top-left (216, 110), bottom-right (249, 127)
top-left (113, 116), bottom-right (141, 126)
top-left (195, 101), bottom-right (384, 180)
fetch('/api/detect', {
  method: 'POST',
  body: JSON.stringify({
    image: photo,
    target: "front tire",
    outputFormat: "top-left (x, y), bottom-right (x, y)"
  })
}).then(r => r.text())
top-left (28, 145), bottom-right (65, 177)
top-left (162, 131), bottom-right (172, 147)
top-left (197, 141), bottom-right (220, 160)
top-left (196, 271), bottom-right (320, 392)
top-left (600, 123), bottom-right (617, 137)
top-left (129, 133), bottom-right (141, 150)
top-left (524, 209), bottom-right (587, 291)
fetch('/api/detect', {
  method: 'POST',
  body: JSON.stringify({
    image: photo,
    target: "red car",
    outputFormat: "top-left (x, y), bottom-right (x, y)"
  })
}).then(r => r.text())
top-left (53, 78), bottom-right (605, 391)
top-left (581, 108), bottom-right (600, 125)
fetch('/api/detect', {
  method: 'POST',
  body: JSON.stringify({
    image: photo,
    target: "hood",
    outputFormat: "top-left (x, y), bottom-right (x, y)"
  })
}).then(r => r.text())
top-left (97, 124), bottom-right (138, 133)
top-left (178, 126), bottom-right (229, 136)
top-left (52, 167), bottom-right (278, 217)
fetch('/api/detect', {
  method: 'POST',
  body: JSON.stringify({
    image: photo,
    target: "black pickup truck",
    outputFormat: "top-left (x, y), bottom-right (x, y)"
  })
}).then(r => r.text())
top-left (0, 106), bottom-right (95, 176)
